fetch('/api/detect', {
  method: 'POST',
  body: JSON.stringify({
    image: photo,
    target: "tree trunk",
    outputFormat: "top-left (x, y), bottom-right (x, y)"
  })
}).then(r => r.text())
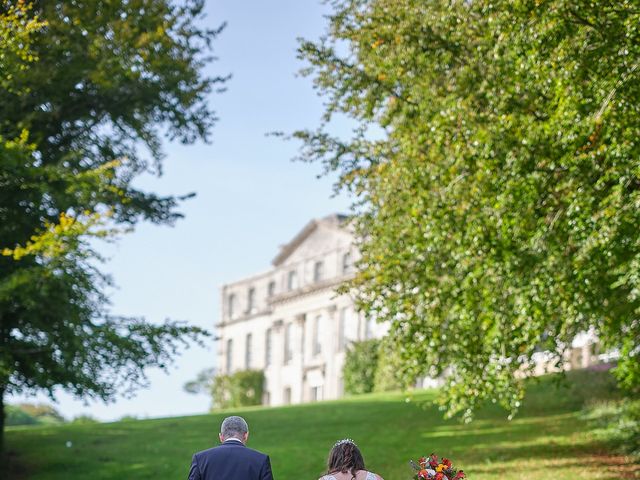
top-left (0, 386), bottom-right (5, 477)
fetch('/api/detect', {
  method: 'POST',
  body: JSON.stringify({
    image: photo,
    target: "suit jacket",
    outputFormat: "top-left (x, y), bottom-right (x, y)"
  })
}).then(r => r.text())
top-left (188, 440), bottom-right (274, 480)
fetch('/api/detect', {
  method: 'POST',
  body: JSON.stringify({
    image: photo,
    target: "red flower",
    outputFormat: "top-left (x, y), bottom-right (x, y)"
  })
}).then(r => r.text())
top-left (442, 458), bottom-right (452, 468)
top-left (419, 457), bottom-right (428, 468)
top-left (434, 473), bottom-right (444, 480)
top-left (454, 471), bottom-right (466, 479)
top-left (429, 454), bottom-right (439, 468)
top-left (418, 469), bottom-right (430, 479)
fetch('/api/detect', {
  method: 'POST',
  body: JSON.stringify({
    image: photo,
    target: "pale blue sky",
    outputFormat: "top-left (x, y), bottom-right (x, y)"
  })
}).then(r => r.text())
top-left (10, 0), bottom-right (352, 421)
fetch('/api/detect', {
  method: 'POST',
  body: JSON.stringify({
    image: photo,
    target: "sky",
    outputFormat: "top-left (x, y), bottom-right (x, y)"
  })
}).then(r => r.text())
top-left (9, 0), bottom-right (353, 421)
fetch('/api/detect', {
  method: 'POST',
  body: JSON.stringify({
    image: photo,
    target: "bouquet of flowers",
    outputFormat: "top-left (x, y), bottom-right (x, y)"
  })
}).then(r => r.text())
top-left (410, 453), bottom-right (465, 480)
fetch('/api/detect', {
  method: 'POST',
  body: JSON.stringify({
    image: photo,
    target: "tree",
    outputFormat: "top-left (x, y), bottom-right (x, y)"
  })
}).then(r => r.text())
top-left (0, 0), bottom-right (225, 453)
top-left (295, 0), bottom-right (640, 420)
top-left (183, 367), bottom-right (216, 395)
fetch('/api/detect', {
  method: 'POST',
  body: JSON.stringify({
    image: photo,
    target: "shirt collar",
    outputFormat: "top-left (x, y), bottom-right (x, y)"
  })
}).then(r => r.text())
top-left (223, 437), bottom-right (244, 444)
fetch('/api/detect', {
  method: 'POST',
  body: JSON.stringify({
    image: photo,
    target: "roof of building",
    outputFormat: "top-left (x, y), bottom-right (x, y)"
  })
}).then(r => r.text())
top-left (271, 213), bottom-right (349, 266)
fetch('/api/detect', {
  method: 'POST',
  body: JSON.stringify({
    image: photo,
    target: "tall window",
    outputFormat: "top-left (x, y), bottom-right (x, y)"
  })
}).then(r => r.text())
top-left (265, 329), bottom-right (272, 366)
top-left (227, 294), bottom-right (236, 319)
top-left (311, 385), bottom-right (323, 402)
top-left (268, 281), bottom-right (276, 297)
top-left (287, 270), bottom-right (298, 291)
top-left (342, 252), bottom-right (352, 274)
top-left (283, 387), bottom-right (292, 405)
top-left (313, 315), bottom-right (322, 356)
top-left (247, 287), bottom-right (256, 313)
top-left (313, 261), bottom-right (324, 282)
top-left (284, 323), bottom-right (293, 364)
top-left (226, 339), bottom-right (233, 373)
top-left (245, 333), bottom-right (252, 369)
top-left (338, 307), bottom-right (349, 352)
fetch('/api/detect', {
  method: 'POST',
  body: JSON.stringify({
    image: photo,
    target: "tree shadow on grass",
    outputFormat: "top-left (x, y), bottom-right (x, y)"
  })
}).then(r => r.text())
top-left (470, 452), bottom-right (639, 480)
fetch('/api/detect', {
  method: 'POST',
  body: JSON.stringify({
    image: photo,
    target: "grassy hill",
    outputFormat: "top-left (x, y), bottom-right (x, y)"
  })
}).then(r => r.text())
top-left (5, 369), bottom-right (638, 479)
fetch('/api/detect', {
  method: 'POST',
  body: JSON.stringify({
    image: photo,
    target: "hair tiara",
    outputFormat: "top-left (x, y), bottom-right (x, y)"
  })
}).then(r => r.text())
top-left (334, 438), bottom-right (357, 448)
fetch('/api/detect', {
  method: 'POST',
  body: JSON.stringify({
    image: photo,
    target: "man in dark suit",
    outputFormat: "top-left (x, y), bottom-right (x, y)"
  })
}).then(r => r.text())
top-left (188, 415), bottom-right (274, 480)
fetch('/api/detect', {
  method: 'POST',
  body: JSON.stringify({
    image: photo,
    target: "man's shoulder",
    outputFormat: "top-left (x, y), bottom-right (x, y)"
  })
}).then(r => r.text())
top-left (195, 444), bottom-right (269, 461)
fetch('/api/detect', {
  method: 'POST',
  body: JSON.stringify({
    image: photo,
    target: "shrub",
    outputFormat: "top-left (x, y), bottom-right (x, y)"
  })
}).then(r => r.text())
top-left (5, 405), bottom-right (39, 426)
top-left (373, 338), bottom-right (407, 392)
top-left (212, 370), bottom-right (265, 409)
top-left (71, 415), bottom-right (99, 425)
top-left (588, 399), bottom-right (640, 458)
top-left (343, 339), bottom-right (380, 395)
top-left (5, 403), bottom-right (65, 426)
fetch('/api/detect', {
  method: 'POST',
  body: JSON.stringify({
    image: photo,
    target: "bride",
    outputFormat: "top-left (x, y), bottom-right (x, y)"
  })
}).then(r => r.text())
top-left (318, 439), bottom-right (384, 480)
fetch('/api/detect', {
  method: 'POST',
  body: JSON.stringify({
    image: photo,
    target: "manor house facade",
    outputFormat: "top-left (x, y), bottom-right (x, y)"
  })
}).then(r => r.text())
top-left (215, 214), bottom-right (387, 406)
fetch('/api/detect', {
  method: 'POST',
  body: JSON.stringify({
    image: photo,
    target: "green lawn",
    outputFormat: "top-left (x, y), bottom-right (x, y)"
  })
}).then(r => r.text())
top-left (5, 369), bottom-right (639, 479)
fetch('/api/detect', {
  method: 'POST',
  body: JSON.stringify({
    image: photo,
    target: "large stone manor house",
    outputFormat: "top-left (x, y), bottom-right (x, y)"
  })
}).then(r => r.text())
top-left (215, 214), bottom-right (387, 406)
top-left (215, 215), bottom-right (604, 407)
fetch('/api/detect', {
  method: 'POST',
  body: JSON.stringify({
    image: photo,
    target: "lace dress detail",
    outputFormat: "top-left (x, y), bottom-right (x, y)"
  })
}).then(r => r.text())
top-left (322, 472), bottom-right (376, 480)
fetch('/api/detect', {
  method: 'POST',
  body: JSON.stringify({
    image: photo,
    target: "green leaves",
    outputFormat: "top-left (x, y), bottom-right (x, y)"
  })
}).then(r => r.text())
top-left (343, 339), bottom-right (380, 395)
top-left (297, 0), bottom-right (640, 418)
top-left (0, 0), bottom-right (220, 446)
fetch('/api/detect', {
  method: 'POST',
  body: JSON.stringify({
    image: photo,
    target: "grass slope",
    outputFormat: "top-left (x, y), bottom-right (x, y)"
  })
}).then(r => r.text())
top-left (6, 370), bottom-right (639, 479)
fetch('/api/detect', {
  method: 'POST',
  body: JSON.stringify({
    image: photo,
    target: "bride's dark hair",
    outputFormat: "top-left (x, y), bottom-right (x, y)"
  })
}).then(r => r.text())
top-left (327, 439), bottom-right (365, 480)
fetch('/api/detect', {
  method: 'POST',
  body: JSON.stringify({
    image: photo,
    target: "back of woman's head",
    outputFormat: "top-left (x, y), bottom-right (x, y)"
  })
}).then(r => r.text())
top-left (327, 439), bottom-right (365, 479)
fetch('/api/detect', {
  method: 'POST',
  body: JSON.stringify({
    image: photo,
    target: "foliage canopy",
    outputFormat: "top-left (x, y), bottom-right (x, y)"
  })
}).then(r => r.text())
top-left (296, 0), bottom-right (640, 419)
top-left (0, 0), bottom-right (224, 449)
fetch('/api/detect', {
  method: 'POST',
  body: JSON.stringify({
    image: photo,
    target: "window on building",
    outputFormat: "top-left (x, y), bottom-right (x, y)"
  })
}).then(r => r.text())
top-left (265, 329), bottom-right (272, 367)
top-left (311, 385), bottom-right (323, 402)
top-left (338, 307), bottom-right (349, 352)
top-left (263, 390), bottom-right (271, 406)
top-left (245, 333), bottom-right (252, 369)
top-left (268, 281), bottom-right (276, 297)
top-left (228, 294), bottom-right (236, 319)
top-left (283, 387), bottom-right (292, 405)
top-left (342, 252), bottom-right (352, 274)
top-left (247, 287), bottom-right (256, 313)
top-left (313, 261), bottom-right (323, 282)
top-left (284, 323), bottom-right (293, 364)
top-left (365, 316), bottom-right (375, 340)
top-left (226, 339), bottom-right (233, 373)
top-left (313, 315), bottom-right (322, 356)
top-left (287, 270), bottom-right (298, 291)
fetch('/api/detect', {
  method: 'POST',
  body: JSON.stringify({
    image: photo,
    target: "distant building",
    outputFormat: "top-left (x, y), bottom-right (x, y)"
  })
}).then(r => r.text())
top-left (215, 214), bottom-right (387, 406)
top-left (216, 215), bottom-right (609, 407)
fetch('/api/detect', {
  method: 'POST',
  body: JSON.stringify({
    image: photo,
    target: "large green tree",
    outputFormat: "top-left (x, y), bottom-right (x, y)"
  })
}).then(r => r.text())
top-left (295, 0), bottom-right (640, 419)
top-left (0, 0), bottom-right (224, 453)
